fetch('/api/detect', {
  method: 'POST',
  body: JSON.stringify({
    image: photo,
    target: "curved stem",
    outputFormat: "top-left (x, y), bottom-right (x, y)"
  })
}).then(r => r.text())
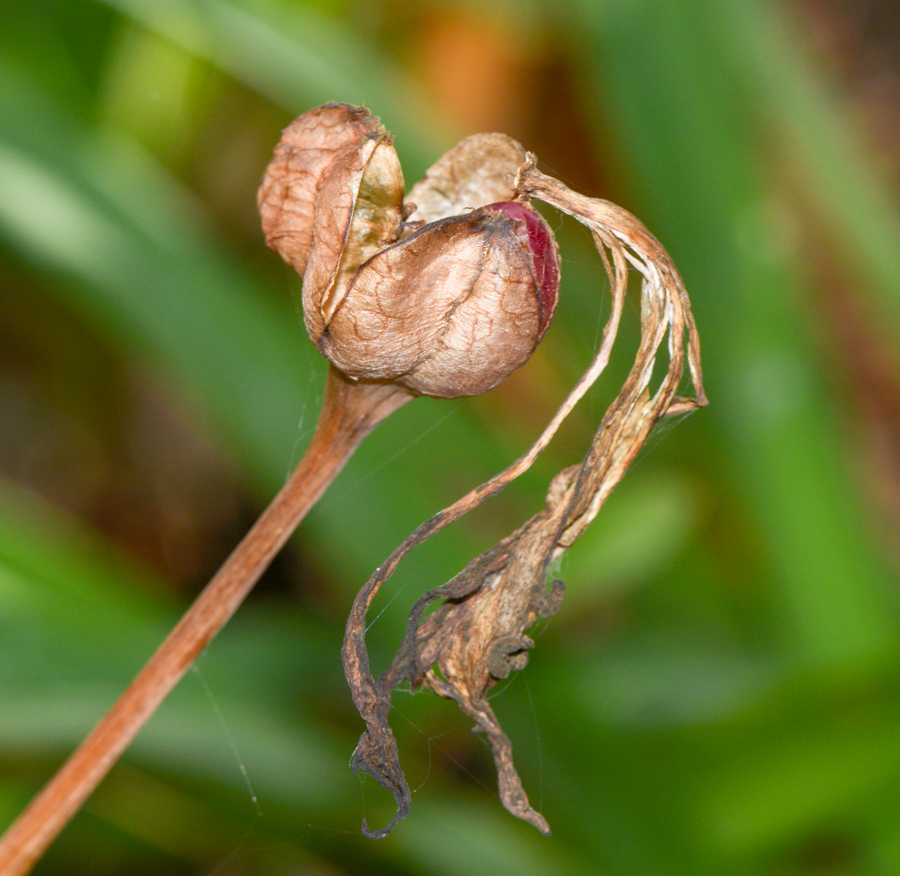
top-left (0, 366), bottom-right (412, 876)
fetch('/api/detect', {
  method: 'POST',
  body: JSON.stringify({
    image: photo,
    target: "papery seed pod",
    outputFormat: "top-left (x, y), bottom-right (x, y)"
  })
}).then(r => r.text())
top-left (257, 103), bottom-right (405, 340)
top-left (406, 133), bottom-right (529, 225)
top-left (486, 200), bottom-right (559, 338)
top-left (320, 200), bottom-right (560, 398)
top-left (259, 104), bottom-right (561, 399)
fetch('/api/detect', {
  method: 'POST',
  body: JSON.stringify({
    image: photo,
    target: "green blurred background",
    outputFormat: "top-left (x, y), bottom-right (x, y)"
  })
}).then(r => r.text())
top-left (2, 0), bottom-right (900, 873)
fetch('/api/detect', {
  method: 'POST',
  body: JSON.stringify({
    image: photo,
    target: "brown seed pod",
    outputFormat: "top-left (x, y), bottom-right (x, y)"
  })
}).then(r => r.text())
top-left (257, 103), bottom-right (405, 341)
top-left (321, 201), bottom-right (559, 398)
top-left (405, 132), bottom-right (529, 224)
top-left (258, 104), bottom-right (560, 399)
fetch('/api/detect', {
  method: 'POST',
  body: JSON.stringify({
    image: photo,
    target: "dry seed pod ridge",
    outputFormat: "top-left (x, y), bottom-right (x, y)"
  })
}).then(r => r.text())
top-left (258, 106), bottom-right (560, 399)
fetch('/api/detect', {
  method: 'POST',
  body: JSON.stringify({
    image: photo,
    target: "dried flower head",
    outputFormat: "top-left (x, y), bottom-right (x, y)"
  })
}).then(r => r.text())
top-left (0, 105), bottom-right (702, 876)
top-left (263, 104), bottom-right (707, 840)
top-left (258, 103), bottom-right (560, 398)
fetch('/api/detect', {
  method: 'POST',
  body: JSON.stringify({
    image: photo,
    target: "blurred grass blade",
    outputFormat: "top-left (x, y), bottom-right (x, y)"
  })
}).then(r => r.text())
top-left (0, 74), bottom-right (307, 490)
top-left (569, 0), bottom-right (897, 669)
top-left (0, 478), bottom-right (352, 811)
top-left (710, 0), bottom-right (900, 337)
top-left (696, 698), bottom-right (900, 854)
top-left (95, 0), bottom-right (455, 174)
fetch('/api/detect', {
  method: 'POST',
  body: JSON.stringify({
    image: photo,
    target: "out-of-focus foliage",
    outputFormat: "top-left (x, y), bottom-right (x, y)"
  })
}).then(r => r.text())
top-left (2, 0), bottom-right (899, 874)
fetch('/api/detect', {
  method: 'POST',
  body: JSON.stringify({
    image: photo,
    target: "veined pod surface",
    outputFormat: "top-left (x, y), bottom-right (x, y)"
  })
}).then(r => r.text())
top-left (322, 201), bottom-right (559, 398)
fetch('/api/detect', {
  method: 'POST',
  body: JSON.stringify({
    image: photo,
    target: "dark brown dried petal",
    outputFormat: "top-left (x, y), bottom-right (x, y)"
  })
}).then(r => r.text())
top-left (320, 203), bottom-right (559, 398)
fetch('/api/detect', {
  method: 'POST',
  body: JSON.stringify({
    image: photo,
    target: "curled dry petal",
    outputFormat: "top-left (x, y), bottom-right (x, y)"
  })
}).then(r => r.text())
top-left (321, 202), bottom-right (560, 398)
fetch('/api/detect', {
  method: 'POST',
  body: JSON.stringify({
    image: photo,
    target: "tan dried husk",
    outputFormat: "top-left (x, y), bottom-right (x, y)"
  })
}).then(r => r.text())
top-left (342, 158), bottom-right (707, 838)
top-left (405, 132), bottom-right (528, 223)
top-left (257, 103), bottom-right (406, 342)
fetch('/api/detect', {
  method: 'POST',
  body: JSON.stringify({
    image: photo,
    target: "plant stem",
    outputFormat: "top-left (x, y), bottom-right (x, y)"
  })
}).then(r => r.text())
top-left (0, 366), bottom-right (412, 876)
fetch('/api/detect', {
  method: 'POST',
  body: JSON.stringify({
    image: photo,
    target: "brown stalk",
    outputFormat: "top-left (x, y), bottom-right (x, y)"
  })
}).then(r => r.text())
top-left (0, 366), bottom-right (412, 876)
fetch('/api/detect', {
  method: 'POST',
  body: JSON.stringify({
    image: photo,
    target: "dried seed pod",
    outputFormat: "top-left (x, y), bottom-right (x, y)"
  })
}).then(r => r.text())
top-left (258, 103), bottom-right (378, 275)
top-left (406, 133), bottom-right (529, 224)
top-left (258, 104), bottom-right (560, 399)
top-left (484, 200), bottom-right (559, 338)
top-left (257, 103), bottom-right (405, 340)
top-left (321, 200), bottom-right (559, 398)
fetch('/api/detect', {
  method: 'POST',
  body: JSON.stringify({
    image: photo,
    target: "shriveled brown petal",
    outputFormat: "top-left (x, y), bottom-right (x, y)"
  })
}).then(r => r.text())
top-left (406, 133), bottom-right (528, 225)
top-left (320, 207), bottom-right (545, 398)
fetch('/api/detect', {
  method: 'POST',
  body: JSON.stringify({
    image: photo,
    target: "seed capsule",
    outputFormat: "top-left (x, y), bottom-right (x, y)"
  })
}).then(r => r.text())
top-left (259, 105), bottom-right (560, 399)
top-left (321, 201), bottom-right (559, 398)
top-left (257, 103), bottom-right (405, 340)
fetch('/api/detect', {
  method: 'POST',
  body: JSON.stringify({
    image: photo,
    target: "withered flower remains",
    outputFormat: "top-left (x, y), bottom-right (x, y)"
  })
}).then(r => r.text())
top-left (0, 103), bottom-right (706, 876)
top-left (259, 104), bottom-right (706, 839)
top-left (258, 103), bottom-right (559, 398)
